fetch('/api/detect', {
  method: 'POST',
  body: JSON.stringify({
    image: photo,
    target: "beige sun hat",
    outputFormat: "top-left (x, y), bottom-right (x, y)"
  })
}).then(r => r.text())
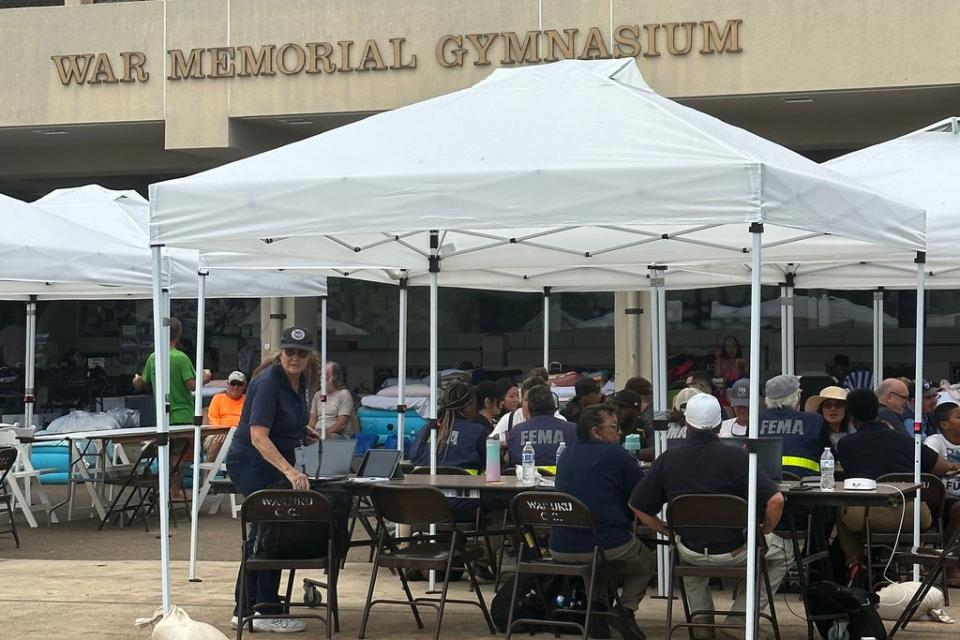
top-left (804, 385), bottom-right (848, 412)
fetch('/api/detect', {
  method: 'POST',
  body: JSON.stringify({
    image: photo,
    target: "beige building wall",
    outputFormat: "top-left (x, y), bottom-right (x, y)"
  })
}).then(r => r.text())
top-left (2, 0), bottom-right (959, 155)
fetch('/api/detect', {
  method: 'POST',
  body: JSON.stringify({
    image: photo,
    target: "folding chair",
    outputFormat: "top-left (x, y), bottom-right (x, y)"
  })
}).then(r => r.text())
top-left (98, 438), bottom-right (191, 530)
top-left (665, 494), bottom-right (782, 640)
top-left (0, 426), bottom-right (58, 527)
top-left (195, 428), bottom-right (240, 516)
top-left (237, 489), bottom-right (338, 640)
top-left (358, 484), bottom-right (495, 640)
top-left (889, 533), bottom-right (960, 637)
top-left (868, 472), bottom-right (950, 604)
top-left (506, 490), bottom-right (621, 640)
top-left (0, 447), bottom-right (20, 546)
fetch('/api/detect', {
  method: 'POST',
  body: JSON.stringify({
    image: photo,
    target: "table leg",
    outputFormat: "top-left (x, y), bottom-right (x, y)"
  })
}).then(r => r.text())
top-left (71, 440), bottom-right (108, 520)
top-left (789, 515), bottom-right (814, 640)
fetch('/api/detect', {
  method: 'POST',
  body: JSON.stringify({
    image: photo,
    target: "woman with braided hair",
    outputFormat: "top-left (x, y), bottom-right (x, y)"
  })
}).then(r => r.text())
top-left (411, 381), bottom-right (487, 473)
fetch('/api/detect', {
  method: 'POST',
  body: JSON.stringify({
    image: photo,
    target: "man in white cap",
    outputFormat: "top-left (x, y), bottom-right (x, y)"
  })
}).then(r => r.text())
top-left (759, 374), bottom-right (827, 479)
top-left (205, 370), bottom-right (247, 458)
top-left (629, 393), bottom-right (789, 639)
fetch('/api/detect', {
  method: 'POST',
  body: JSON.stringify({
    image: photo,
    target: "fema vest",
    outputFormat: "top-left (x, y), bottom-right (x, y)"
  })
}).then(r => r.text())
top-left (758, 407), bottom-right (826, 477)
top-left (410, 416), bottom-right (486, 472)
top-left (507, 414), bottom-right (577, 468)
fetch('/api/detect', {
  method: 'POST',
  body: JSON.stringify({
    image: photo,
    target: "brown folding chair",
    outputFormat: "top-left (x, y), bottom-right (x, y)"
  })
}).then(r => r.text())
top-left (237, 489), bottom-right (338, 639)
top-left (98, 438), bottom-right (191, 531)
top-left (665, 494), bottom-right (781, 640)
top-left (868, 472), bottom-right (950, 604)
top-left (0, 447), bottom-right (20, 547)
top-left (506, 490), bottom-right (621, 640)
top-left (358, 484), bottom-right (495, 640)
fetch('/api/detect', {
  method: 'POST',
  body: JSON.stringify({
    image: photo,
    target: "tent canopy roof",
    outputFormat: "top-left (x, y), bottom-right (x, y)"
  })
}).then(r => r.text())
top-left (151, 59), bottom-right (925, 289)
top-left (31, 185), bottom-right (327, 299)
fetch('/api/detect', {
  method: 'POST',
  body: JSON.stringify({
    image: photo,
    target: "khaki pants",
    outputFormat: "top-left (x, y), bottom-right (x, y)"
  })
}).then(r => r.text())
top-left (551, 537), bottom-right (655, 611)
top-left (836, 503), bottom-right (932, 565)
top-left (676, 533), bottom-right (793, 616)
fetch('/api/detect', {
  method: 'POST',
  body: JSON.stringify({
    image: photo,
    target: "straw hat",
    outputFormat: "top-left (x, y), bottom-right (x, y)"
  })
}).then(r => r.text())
top-left (804, 386), bottom-right (847, 412)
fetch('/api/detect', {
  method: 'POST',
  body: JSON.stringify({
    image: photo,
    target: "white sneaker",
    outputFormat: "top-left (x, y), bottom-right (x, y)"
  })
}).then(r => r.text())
top-left (252, 617), bottom-right (306, 633)
top-left (231, 616), bottom-right (238, 629)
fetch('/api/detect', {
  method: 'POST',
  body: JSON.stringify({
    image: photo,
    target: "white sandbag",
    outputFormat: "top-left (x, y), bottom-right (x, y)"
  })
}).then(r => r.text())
top-left (877, 581), bottom-right (952, 623)
top-left (135, 606), bottom-right (229, 639)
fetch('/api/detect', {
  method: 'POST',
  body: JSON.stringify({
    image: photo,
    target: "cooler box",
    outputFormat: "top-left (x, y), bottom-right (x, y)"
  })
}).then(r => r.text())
top-left (357, 407), bottom-right (427, 445)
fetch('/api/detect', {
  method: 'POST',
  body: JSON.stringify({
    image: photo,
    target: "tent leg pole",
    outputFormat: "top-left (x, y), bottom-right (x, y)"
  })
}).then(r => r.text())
top-left (780, 284), bottom-right (788, 374)
top-left (745, 225), bottom-right (763, 640)
top-left (152, 246), bottom-right (172, 613)
top-left (543, 287), bottom-right (551, 370)
top-left (428, 232), bottom-right (440, 592)
top-left (189, 270), bottom-right (207, 582)
top-left (397, 277), bottom-right (408, 453)
top-left (913, 255), bottom-right (926, 581)
top-left (320, 295), bottom-right (328, 440)
top-left (877, 288), bottom-right (885, 389)
top-left (647, 266), bottom-right (668, 598)
top-left (786, 277), bottom-right (795, 376)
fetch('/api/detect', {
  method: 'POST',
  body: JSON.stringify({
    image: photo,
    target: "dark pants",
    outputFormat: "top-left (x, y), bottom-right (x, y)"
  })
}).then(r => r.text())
top-left (227, 451), bottom-right (291, 617)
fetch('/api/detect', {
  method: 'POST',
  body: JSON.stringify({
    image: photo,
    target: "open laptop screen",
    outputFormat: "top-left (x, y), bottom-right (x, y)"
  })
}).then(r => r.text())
top-left (358, 448), bottom-right (402, 478)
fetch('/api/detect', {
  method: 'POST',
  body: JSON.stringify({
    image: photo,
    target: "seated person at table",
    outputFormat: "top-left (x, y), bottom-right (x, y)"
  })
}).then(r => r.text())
top-left (507, 385), bottom-right (576, 471)
top-left (759, 374), bottom-right (828, 479)
top-left (550, 405), bottom-right (653, 640)
top-left (204, 370), bottom-right (246, 459)
top-left (834, 389), bottom-right (960, 571)
top-left (630, 393), bottom-right (791, 638)
top-left (411, 381), bottom-right (486, 473)
top-left (492, 376), bottom-right (559, 444)
top-left (923, 402), bottom-right (960, 586)
top-left (308, 361), bottom-right (355, 439)
top-left (474, 380), bottom-right (504, 436)
top-left (560, 377), bottom-right (603, 423)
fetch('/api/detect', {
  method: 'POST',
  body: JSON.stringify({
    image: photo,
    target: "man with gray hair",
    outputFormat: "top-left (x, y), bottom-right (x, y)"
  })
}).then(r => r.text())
top-left (759, 374), bottom-right (827, 479)
top-left (876, 377), bottom-right (911, 435)
top-left (506, 384), bottom-right (576, 469)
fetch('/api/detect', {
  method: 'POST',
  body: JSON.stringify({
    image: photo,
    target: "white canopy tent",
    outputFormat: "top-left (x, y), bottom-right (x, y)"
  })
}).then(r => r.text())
top-left (150, 59), bottom-right (926, 631)
top-left (20, 184), bottom-right (329, 581)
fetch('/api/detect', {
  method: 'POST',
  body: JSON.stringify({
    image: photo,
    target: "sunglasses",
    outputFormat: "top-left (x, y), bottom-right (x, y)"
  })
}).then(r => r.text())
top-left (228, 380), bottom-right (245, 387)
top-left (283, 348), bottom-right (310, 358)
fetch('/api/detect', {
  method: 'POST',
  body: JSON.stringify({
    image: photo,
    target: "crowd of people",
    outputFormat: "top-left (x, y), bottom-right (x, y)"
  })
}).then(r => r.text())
top-left (131, 320), bottom-right (960, 636)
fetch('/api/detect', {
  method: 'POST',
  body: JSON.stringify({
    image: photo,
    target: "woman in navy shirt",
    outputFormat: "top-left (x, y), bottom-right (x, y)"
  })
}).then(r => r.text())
top-left (226, 326), bottom-right (318, 633)
top-left (411, 382), bottom-right (486, 472)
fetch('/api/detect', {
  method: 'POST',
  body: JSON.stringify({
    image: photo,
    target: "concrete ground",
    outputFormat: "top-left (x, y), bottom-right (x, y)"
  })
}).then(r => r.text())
top-left (1, 486), bottom-right (956, 639)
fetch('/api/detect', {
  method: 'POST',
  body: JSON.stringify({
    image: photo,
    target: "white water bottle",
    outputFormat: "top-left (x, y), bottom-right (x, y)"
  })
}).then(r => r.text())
top-left (555, 441), bottom-right (567, 472)
top-left (820, 448), bottom-right (835, 491)
top-left (522, 442), bottom-right (535, 483)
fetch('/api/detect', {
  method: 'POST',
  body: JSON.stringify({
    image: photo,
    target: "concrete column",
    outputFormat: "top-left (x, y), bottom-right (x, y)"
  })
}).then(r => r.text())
top-left (614, 290), bottom-right (653, 386)
top-left (260, 297), bottom-right (285, 354)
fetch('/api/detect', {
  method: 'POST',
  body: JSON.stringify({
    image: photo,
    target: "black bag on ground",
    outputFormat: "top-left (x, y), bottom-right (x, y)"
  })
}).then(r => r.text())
top-left (490, 575), bottom-right (610, 638)
top-left (805, 581), bottom-right (887, 640)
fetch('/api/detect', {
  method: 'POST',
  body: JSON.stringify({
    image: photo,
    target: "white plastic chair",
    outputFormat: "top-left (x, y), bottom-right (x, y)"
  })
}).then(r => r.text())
top-left (0, 425), bottom-right (58, 527)
top-left (196, 428), bottom-right (241, 518)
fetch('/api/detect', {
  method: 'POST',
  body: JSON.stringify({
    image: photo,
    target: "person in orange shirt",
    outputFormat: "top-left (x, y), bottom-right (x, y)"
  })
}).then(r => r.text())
top-left (205, 370), bottom-right (247, 459)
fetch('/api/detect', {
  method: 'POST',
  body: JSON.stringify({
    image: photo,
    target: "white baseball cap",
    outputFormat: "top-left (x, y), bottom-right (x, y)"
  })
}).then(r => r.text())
top-left (684, 393), bottom-right (722, 430)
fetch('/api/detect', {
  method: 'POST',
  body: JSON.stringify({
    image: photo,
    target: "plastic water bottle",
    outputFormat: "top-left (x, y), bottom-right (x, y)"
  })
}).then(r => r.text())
top-left (555, 441), bottom-right (567, 472)
top-left (485, 437), bottom-right (501, 482)
top-left (554, 593), bottom-right (566, 609)
top-left (624, 433), bottom-right (642, 462)
top-left (820, 448), bottom-right (835, 491)
top-left (522, 442), bottom-right (535, 483)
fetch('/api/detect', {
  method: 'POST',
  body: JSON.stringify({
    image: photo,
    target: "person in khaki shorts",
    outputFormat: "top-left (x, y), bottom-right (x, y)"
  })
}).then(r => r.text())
top-left (834, 389), bottom-right (959, 572)
top-left (308, 361), bottom-right (356, 439)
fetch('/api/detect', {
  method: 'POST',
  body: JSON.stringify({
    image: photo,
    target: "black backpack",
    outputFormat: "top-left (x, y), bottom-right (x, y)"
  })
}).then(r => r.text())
top-left (490, 575), bottom-right (611, 637)
top-left (805, 581), bottom-right (887, 640)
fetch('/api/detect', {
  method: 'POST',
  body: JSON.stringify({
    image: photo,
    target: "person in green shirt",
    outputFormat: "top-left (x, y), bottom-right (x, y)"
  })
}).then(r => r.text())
top-left (133, 317), bottom-right (211, 498)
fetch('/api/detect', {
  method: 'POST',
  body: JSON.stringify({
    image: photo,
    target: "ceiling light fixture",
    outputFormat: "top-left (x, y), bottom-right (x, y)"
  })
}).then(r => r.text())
top-left (32, 129), bottom-right (69, 135)
top-left (782, 96), bottom-right (814, 104)
top-left (278, 118), bottom-right (314, 126)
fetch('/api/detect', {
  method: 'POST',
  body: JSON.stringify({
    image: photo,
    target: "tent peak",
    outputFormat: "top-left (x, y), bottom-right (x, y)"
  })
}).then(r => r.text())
top-left (477, 58), bottom-right (653, 93)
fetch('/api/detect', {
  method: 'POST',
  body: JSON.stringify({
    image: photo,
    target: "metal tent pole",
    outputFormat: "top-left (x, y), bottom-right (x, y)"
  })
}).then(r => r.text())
top-left (397, 275), bottom-right (408, 452)
top-left (24, 296), bottom-right (36, 431)
top-left (912, 255), bottom-right (926, 580)
top-left (428, 231), bottom-right (440, 591)
top-left (779, 283), bottom-right (788, 375)
top-left (785, 273), bottom-right (795, 376)
top-left (151, 246), bottom-right (172, 613)
top-left (542, 287), bottom-right (551, 369)
top-left (745, 225), bottom-right (763, 640)
top-left (188, 269), bottom-right (207, 582)
top-left (872, 290), bottom-right (880, 388)
top-left (876, 288), bottom-right (885, 389)
top-left (647, 265), bottom-right (668, 597)
top-left (320, 295), bottom-right (328, 440)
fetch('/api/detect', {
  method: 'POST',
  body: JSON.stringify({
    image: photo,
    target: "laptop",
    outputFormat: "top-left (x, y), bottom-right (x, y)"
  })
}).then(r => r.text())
top-left (721, 437), bottom-right (784, 483)
top-left (298, 439), bottom-right (357, 481)
top-left (348, 448), bottom-right (403, 484)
